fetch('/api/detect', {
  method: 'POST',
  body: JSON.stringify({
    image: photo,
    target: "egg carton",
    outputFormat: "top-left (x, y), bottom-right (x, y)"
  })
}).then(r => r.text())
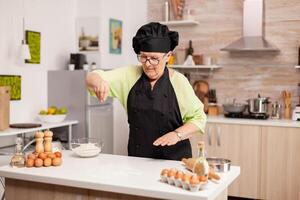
top-left (160, 175), bottom-right (208, 192)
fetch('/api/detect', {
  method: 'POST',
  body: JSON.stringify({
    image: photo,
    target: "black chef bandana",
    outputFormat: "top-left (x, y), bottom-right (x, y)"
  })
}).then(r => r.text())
top-left (132, 22), bottom-right (179, 54)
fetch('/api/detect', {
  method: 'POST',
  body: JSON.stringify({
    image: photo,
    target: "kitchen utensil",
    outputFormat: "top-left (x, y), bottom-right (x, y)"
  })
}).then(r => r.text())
top-left (282, 90), bottom-right (292, 119)
top-left (192, 54), bottom-right (203, 65)
top-left (0, 86), bottom-right (10, 131)
top-left (193, 80), bottom-right (209, 113)
top-left (10, 123), bottom-right (42, 129)
top-left (38, 114), bottom-right (66, 123)
top-left (208, 89), bottom-right (217, 103)
top-left (271, 101), bottom-right (281, 119)
top-left (247, 94), bottom-right (270, 114)
top-left (207, 157), bottom-right (231, 172)
top-left (208, 103), bottom-right (219, 116)
top-left (71, 138), bottom-right (103, 157)
top-left (223, 99), bottom-right (247, 114)
top-left (292, 106), bottom-right (300, 121)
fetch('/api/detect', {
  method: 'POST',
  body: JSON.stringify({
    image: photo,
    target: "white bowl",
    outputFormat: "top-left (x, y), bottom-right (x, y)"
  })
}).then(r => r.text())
top-left (71, 138), bottom-right (103, 158)
top-left (38, 114), bottom-right (67, 123)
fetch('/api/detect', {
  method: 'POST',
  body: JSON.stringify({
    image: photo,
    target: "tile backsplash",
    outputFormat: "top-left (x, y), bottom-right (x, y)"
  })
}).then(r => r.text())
top-left (148, 0), bottom-right (300, 108)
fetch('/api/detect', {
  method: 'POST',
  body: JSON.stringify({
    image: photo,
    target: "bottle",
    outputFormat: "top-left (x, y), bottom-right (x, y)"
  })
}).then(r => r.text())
top-left (91, 62), bottom-right (97, 70)
top-left (83, 62), bottom-right (90, 71)
top-left (10, 137), bottom-right (26, 168)
top-left (187, 40), bottom-right (194, 56)
top-left (183, 40), bottom-right (195, 66)
top-left (193, 141), bottom-right (209, 177)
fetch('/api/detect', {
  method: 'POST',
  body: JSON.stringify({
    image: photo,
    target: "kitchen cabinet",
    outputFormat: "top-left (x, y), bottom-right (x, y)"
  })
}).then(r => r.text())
top-left (190, 123), bottom-right (262, 199)
top-left (260, 126), bottom-right (300, 200)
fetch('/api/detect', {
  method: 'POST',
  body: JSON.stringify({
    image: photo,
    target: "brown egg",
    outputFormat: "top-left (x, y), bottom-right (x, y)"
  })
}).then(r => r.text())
top-left (161, 169), bottom-right (169, 176)
top-left (26, 158), bottom-right (34, 168)
top-left (190, 175), bottom-right (200, 186)
top-left (34, 158), bottom-right (43, 167)
top-left (167, 168), bottom-right (177, 178)
top-left (33, 151), bottom-right (39, 157)
top-left (44, 158), bottom-right (52, 167)
top-left (182, 173), bottom-right (192, 183)
top-left (175, 171), bottom-right (184, 180)
top-left (199, 175), bottom-right (208, 182)
top-left (54, 151), bottom-right (62, 158)
top-left (47, 153), bottom-right (56, 159)
top-left (52, 157), bottom-right (62, 166)
top-left (38, 152), bottom-right (47, 160)
top-left (27, 153), bottom-right (36, 160)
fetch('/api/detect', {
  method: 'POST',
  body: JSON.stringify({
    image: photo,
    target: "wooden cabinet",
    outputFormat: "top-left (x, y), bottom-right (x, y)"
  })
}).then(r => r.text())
top-left (190, 123), bottom-right (262, 199)
top-left (260, 126), bottom-right (300, 200)
top-left (190, 122), bottom-right (300, 199)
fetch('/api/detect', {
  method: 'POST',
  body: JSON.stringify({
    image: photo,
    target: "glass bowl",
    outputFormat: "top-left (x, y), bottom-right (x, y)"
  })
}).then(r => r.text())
top-left (71, 138), bottom-right (103, 158)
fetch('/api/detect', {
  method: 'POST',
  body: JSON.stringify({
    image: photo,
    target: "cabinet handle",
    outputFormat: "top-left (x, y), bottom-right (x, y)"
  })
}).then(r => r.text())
top-left (217, 126), bottom-right (221, 146)
top-left (208, 126), bottom-right (212, 146)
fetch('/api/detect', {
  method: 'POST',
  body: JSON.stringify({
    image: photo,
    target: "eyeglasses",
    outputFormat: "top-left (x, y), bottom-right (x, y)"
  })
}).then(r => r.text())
top-left (137, 54), bottom-right (166, 66)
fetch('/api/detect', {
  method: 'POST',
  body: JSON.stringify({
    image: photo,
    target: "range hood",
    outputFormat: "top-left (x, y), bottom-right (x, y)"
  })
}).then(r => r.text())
top-left (221, 0), bottom-right (279, 52)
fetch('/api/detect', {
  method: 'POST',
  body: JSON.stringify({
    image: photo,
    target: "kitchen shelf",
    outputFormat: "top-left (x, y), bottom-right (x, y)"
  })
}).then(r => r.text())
top-left (159, 20), bottom-right (199, 27)
top-left (170, 65), bottom-right (221, 70)
top-left (295, 65), bottom-right (300, 69)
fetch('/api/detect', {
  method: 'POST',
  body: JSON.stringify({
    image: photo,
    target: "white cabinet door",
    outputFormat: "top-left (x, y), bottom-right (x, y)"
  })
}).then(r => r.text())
top-left (87, 105), bottom-right (113, 154)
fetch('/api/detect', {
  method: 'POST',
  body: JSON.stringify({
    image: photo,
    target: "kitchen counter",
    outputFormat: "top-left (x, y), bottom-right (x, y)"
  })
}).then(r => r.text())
top-left (208, 115), bottom-right (300, 128)
top-left (0, 151), bottom-right (240, 200)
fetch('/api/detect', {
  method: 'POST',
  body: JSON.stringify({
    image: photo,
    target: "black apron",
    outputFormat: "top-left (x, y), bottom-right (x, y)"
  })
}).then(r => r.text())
top-left (127, 67), bottom-right (192, 160)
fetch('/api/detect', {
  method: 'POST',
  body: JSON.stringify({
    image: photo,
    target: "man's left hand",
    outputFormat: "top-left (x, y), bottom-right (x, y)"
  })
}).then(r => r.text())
top-left (153, 132), bottom-right (180, 146)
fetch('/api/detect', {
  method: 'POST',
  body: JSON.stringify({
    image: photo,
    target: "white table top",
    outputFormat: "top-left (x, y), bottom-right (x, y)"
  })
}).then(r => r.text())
top-left (208, 115), bottom-right (300, 128)
top-left (0, 120), bottom-right (78, 137)
top-left (0, 151), bottom-right (240, 200)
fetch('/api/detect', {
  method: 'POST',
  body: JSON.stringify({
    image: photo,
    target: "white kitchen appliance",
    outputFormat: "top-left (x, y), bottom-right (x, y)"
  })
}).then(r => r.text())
top-left (292, 83), bottom-right (300, 121)
top-left (48, 70), bottom-right (113, 154)
top-left (292, 106), bottom-right (300, 121)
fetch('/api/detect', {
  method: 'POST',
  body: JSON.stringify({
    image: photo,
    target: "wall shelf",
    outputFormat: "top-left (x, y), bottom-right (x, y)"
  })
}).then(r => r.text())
top-left (159, 20), bottom-right (199, 27)
top-left (170, 65), bottom-right (221, 70)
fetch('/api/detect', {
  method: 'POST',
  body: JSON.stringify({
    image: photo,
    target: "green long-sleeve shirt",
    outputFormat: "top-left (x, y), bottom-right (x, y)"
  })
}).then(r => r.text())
top-left (91, 65), bottom-right (207, 134)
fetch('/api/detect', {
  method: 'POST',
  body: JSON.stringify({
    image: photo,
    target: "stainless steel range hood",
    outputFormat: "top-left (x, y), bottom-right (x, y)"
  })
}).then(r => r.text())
top-left (221, 0), bottom-right (279, 52)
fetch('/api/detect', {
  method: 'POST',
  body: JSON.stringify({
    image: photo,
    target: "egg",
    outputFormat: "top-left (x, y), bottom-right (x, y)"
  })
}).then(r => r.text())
top-left (44, 158), bottom-right (52, 167)
top-left (38, 152), bottom-right (47, 160)
top-left (27, 153), bottom-right (36, 160)
top-left (182, 173), bottom-right (192, 183)
top-left (34, 158), bottom-right (43, 167)
top-left (160, 169), bottom-right (169, 176)
top-left (190, 175), bottom-right (200, 186)
top-left (47, 153), bottom-right (56, 159)
top-left (167, 168), bottom-right (177, 178)
top-left (52, 157), bottom-right (62, 166)
top-left (33, 152), bottom-right (39, 157)
top-left (175, 171), bottom-right (184, 180)
top-left (54, 151), bottom-right (62, 158)
top-left (199, 175), bottom-right (208, 183)
top-left (26, 158), bottom-right (34, 168)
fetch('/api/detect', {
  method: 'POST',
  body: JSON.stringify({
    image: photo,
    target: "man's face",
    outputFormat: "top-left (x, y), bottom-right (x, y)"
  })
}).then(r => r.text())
top-left (138, 51), bottom-right (171, 81)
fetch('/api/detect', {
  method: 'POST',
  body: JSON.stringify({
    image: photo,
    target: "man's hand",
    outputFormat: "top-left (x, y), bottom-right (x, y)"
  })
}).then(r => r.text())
top-left (153, 132), bottom-right (180, 146)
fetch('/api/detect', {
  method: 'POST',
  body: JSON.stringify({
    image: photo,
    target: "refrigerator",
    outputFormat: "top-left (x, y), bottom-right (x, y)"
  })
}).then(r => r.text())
top-left (48, 70), bottom-right (113, 154)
